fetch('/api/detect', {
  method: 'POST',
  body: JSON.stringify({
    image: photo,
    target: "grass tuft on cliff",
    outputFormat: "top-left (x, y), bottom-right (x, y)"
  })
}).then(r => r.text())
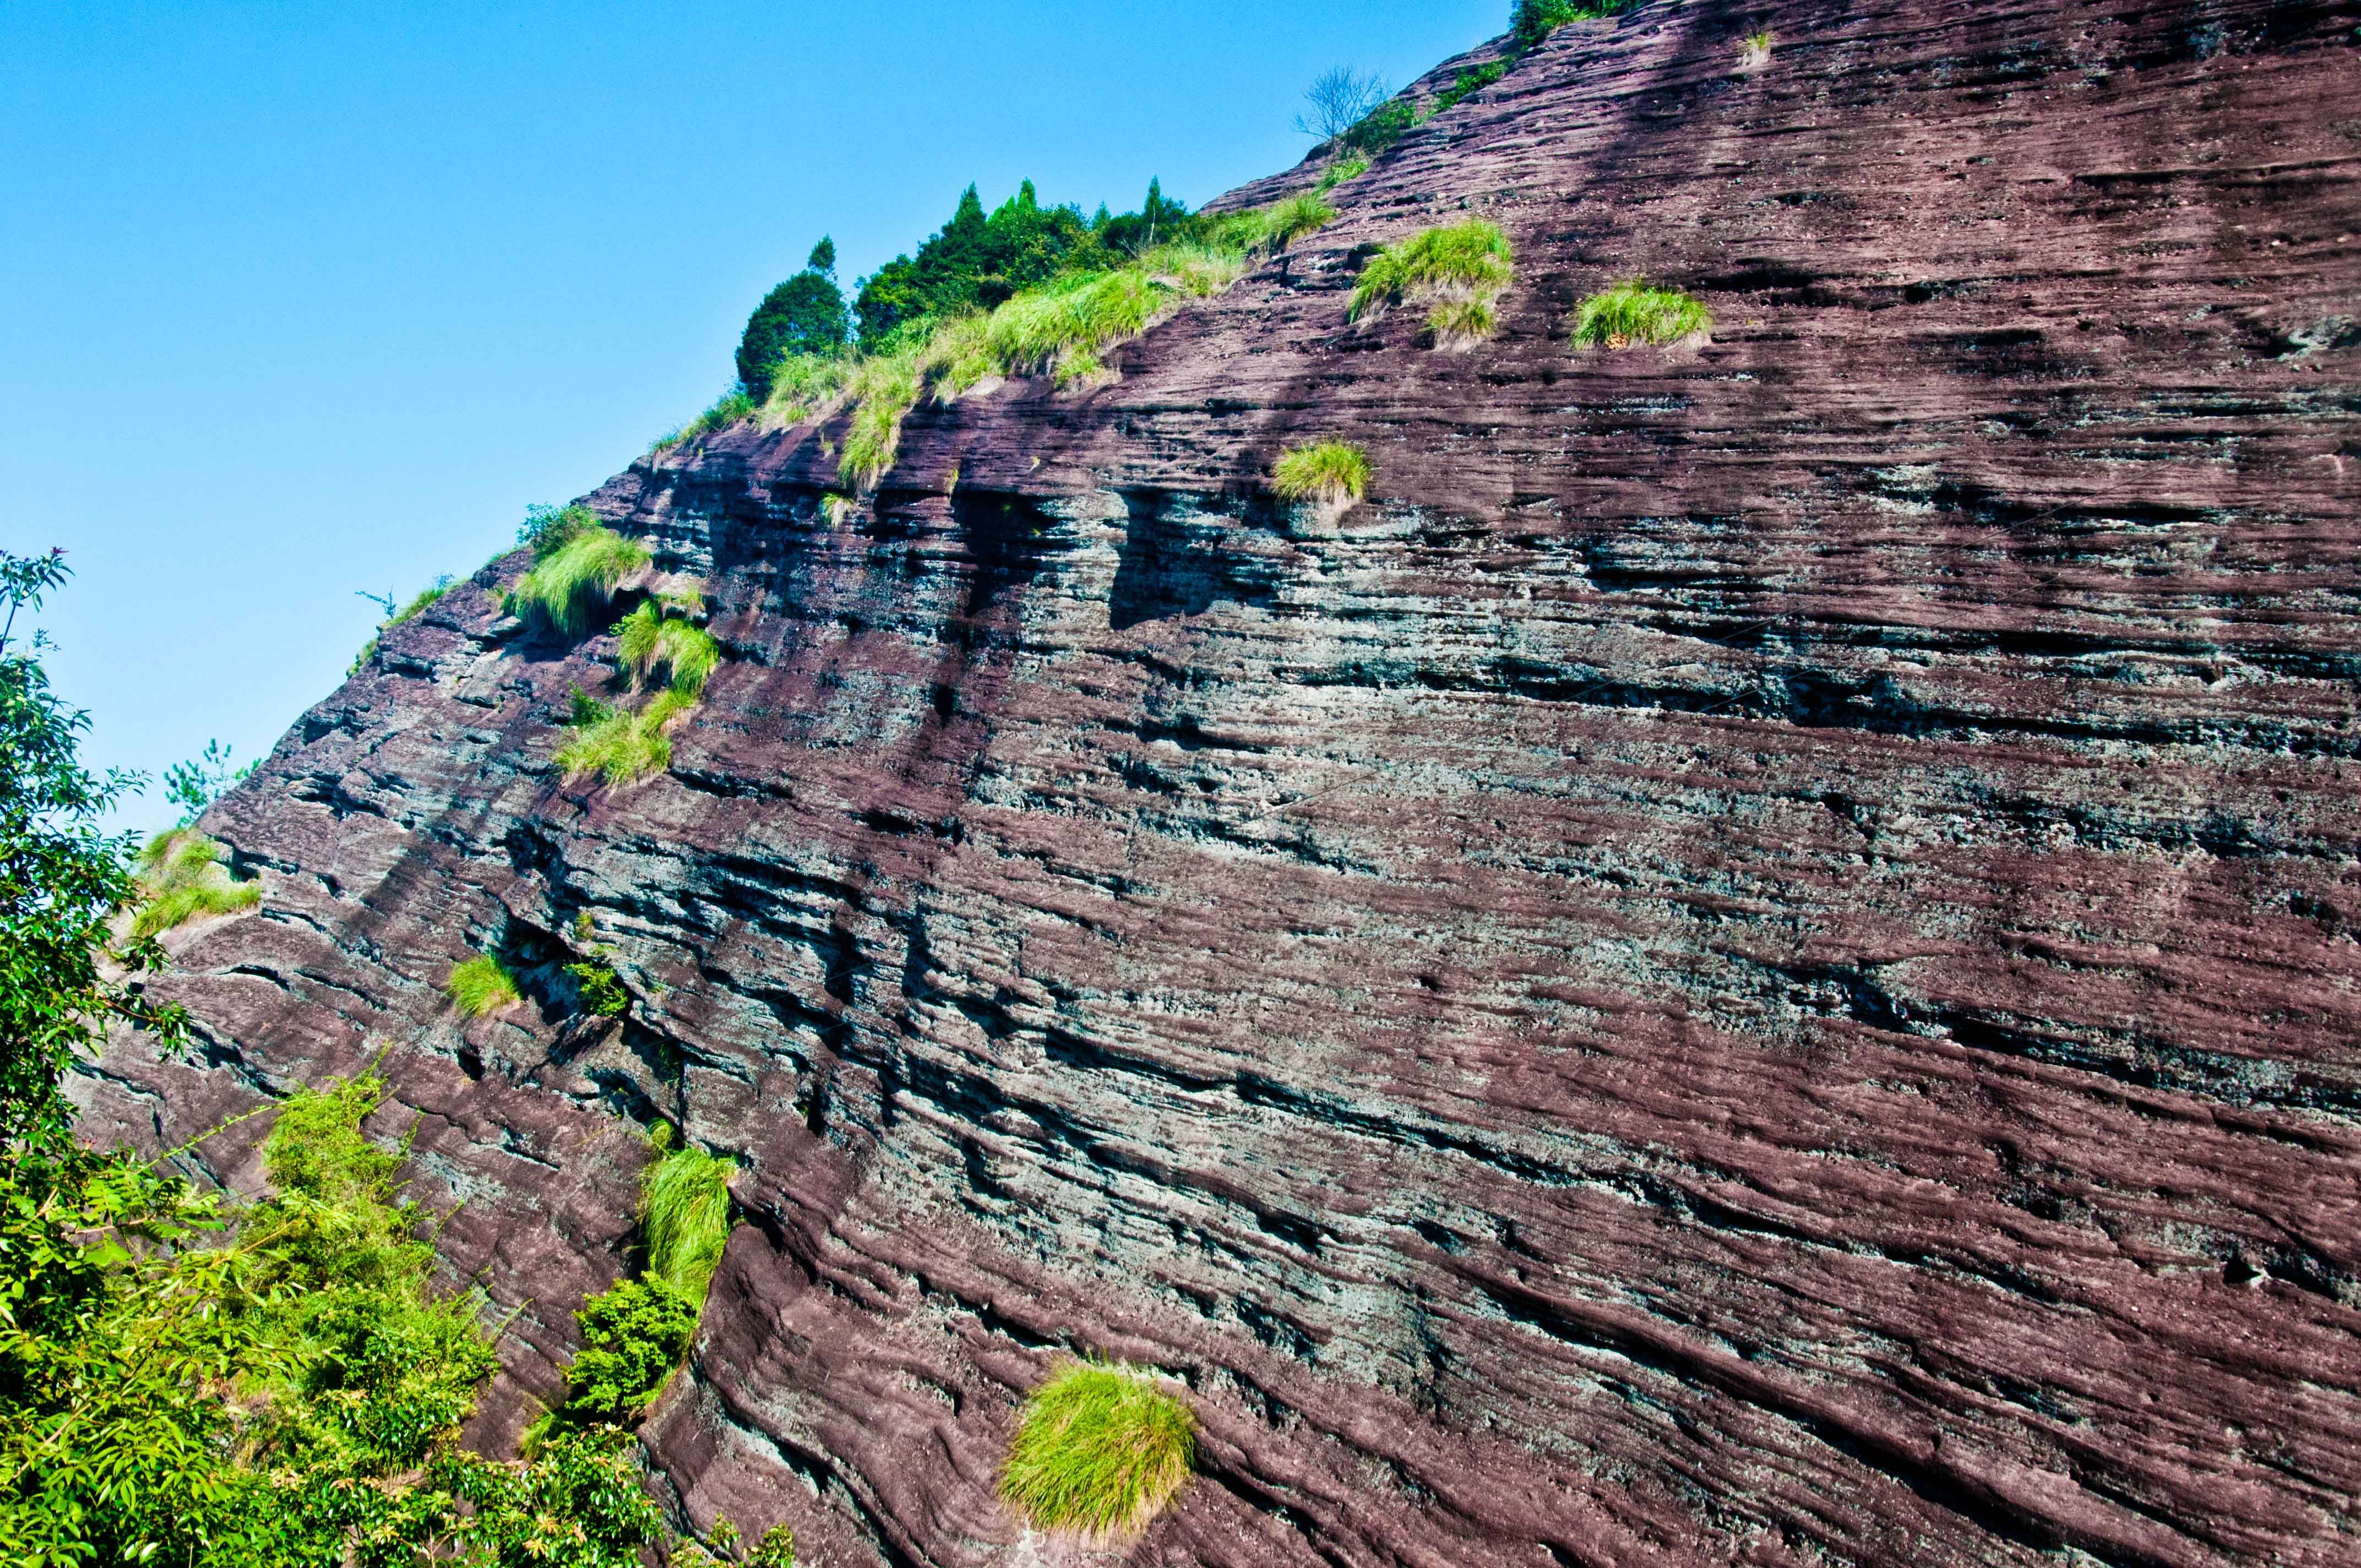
top-left (1350, 220), bottom-right (1514, 341)
top-left (1571, 280), bottom-right (1713, 347)
top-left (651, 388), bottom-right (758, 456)
top-left (1271, 440), bottom-right (1373, 504)
top-left (130, 829), bottom-right (262, 939)
top-left (614, 603), bottom-right (721, 698)
top-left (1000, 1362), bottom-right (1196, 1542)
top-left (445, 953), bottom-right (521, 1017)
top-left (642, 1139), bottom-right (735, 1299)
top-left (554, 685), bottom-right (695, 786)
top-left (507, 525), bottom-right (649, 639)
top-left (1511, 0), bottom-right (1639, 51)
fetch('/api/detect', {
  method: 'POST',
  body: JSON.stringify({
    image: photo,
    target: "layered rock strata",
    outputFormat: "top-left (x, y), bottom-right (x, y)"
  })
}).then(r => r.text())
top-left (83, 0), bottom-right (2361, 1562)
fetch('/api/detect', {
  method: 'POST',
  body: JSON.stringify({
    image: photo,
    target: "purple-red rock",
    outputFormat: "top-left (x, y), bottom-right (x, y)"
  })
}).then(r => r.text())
top-left (82, 1), bottom-right (2361, 1562)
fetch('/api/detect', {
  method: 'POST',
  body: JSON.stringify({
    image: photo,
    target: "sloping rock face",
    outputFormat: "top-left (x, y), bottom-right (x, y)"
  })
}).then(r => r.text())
top-left (82, 1), bottom-right (2361, 1562)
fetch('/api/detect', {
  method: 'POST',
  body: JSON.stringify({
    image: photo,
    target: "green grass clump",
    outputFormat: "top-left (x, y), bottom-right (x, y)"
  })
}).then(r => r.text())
top-left (1350, 220), bottom-right (1515, 329)
top-left (1271, 440), bottom-right (1373, 504)
top-left (1341, 97), bottom-right (1416, 156)
top-left (1571, 280), bottom-right (1713, 347)
top-left (553, 685), bottom-right (695, 786)
top-left (1434, 61), bottom-right (1506, 114)
top-left (129, 829), bottom-right (261, 938)
top-left (760, 350), bottom-right (852, 427)
top-left (1000, 1362), bottom-right (1196, 1542)
top-left (445, 953), bottom-right (521, 1017)
top-left (1138, 242), bottom-right (1248, 298)
top-left (641, 1140), bottom-right (736, 1299)
top-left (506, 525), bottom-right (649, 638)
top-left (838, 349), bottom-right (924, 488)
top-left (613, 603), bottom-right (721, 697)
top-left (1427, 295), bottom-right (1498, 347)
top-left (1313, 155), bottom-right (1370, 195)
top-left (1512, 0), bottom-right (1639, 52)
top-left (1738, 28), bottom-right (1775, 67)
top-left (651, 388), bottom-right (758, 456)
top-left (984, 269), bottom-right (1167, 384)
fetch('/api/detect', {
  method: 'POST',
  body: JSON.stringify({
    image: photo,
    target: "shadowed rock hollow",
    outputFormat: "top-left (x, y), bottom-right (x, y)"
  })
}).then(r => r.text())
top-left (81, 0), bottom-right (2361, 1562)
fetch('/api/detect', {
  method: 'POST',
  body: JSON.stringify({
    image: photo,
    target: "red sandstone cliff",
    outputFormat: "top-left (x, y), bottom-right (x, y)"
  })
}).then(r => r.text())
top-left (82, 1), bottom-right (2361, 1562)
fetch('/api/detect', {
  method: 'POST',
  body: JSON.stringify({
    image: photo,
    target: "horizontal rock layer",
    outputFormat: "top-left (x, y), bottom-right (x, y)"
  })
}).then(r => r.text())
top-left (84, 0), bottom-right (2361, 1563)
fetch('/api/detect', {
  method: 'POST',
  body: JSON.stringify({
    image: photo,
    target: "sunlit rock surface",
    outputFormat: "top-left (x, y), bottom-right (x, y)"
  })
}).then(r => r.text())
top-left (84, 1), bottom-right (2361, 1562)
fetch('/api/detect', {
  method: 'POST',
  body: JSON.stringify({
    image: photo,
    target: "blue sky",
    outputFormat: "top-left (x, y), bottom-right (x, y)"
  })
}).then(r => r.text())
top-left (7, 0), bottom-right (1502, 836)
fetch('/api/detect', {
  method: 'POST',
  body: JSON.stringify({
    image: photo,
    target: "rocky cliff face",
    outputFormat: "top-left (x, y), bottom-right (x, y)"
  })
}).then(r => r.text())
top-left (81, 0), bottom-right (2361, 1562)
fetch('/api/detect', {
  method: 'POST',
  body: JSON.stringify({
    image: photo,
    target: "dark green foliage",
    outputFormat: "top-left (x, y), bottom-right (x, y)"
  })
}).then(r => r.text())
top-left (852, 178), bottom-right (1198, 351)
top-left (1511, 0), bottom-right (1637, 52)
top-left (162, 738), bottom-right (258, 823)
top-left (1434, 61), bottom-right (1505, 113)
top-left (736, 265), bottom-right (848, 396)
top-left (0, 549), bottom-right (186, 1152)
top-left (552, 1277), bottom-right (699, 1425)
top-left (1342, 97), bottom-right (1417, 156)
top-left (521, 502), bottom-right (600, 556)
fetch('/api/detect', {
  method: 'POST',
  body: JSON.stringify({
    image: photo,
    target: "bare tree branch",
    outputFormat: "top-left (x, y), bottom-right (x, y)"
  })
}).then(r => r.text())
top-left (1293, 67), bottom-right (1392, 142)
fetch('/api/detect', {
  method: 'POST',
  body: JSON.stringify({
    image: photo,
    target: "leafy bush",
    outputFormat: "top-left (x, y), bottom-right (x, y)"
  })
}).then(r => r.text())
top-left (1314, 155), bottom-right (1370, 195)
top-left (1000, 1362), bottom-right (1195, 1542)
top-left (521, 502), bottom-right (600, 555)
top-left (1349, 219), bottom-right (1514, 325)
top-left (1434, 60), bottom-right (1507, 113)
top-left (1511, 0), bottom-right (1638, 52)
top-left (1341, 97), bottom-right (1417, 156)
top-left (447, 952), bottom-right (522, 1017)
top-left (737, 239), bottom-right (848, 396)
top-left (613, 603), bottom-right (720, 698)
top-left (642, 1142), bottom-right (735, 1298)
top-left (129, 827), bottom-right (262, 938)
top-left (507, 526), bottom-right (649, 638)
top-left (1271, 441), bottom-right (1373, 504)
top-left (162, 737), bottom-right (258, 823)
top-left (566, 954), bottom-right (628, 1018)
top-left (1571, 280), bottom-right (1713, 346)
top-left (556, 1276), bottom-right (700, 1424)
top-left (553, 687), bottom-right (695, 787)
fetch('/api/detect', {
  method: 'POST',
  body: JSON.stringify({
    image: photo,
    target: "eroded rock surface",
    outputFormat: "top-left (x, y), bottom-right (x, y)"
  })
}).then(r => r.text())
top-left (82, 1), bottom-right (2361, 1562)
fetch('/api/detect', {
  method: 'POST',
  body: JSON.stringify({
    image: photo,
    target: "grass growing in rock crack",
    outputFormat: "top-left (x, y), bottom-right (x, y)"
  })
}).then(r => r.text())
top-left (445, 953), bottom-right (522, 1017)
top-left (1350, 220), bottom-right (1514, 346)
top-left (1737, 28), bottom-right (1775, 68)
top-left (1000, 1362), bottom-right (1195, 1542)
top-left (1571, 280), bottom-right (1713, 347)
top-left (1271, 440), bottom-right (1373, 504)
top-left (641, 1137), bottom-right (735, 1299)
top-left (554, 686), bottom-right (695, 786)
top-left (613, 603), bottom-right (721, 697)
top-left (507, 525), bottom-right (649, 638)
top-left (129, 829), bottom-right (262, 938)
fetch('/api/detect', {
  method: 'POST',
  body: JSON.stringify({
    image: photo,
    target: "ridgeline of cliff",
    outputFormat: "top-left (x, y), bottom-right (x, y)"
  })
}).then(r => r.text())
top-left (83, 1), bottom-right (2361, 1562)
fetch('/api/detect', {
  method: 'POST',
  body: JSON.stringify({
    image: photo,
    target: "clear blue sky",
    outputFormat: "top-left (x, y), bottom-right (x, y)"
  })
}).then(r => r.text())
top-left (8, 0), bottom-right (1502, 836)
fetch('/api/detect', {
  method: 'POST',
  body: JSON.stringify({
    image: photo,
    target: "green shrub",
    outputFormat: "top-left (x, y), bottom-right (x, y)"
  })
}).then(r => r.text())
top-left (520, 501), bottom-right (599, 555)
top-left (1000, 1362), bottom-right (1195, 1542)
top-left (554, 1276), bottom-right (700, 1425)
top-left (613, 603), bottom-right (720, 698)
top-left (1511, 0), bottom-right (1638, 52)
top-left (566, 955), bottom-right (629, 1018)
top-left (446, 953), bottom-right (521, 1017)
top-left (1313, 155), bottom-right (1370, 194)
top-left (506, 526), bottom-right (649, 638)
top-left (1271, 440), bottom-right (1373, 504)
top-left (1434, 61), bottom-right (1506, 113)
top-left (554, 685), bottom-right (695, 786)
top-left (642, 1141), bottom-right (735, 1298)
top-left (1571, 280), bottom-right (1713, 346)
top-left (1350, 219), bottom-right (1514, 324)
top-left (129, 829), bottom-right (261, 938)
top-left (1341, 97), bottom-right (1417, 156)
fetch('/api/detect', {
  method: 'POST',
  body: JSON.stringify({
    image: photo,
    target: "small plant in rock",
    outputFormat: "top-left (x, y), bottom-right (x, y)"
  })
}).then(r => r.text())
top-left (567, 953), bottom-right (629, 1019)
top-left (1000, 1361), bottom-right (1196, 1542)
top-left (554, 686), bottom-right (694, 786)
top-left (1341, 97), bottom-right (1417, 157)
top-left (1434, 60), bottom-right (1506, 114)
top-left (553, 1275), bottom-right (701, 1425)
top-left (1737, 28), bottom-right (1775, 68)
top-left (1511, 0), bottom-right (1639, 53)
top-left (650, 388), bottom-right (758, 457)
top-left (1571, 280), bottom-right (1713, 347)
top-left (1314, 154), bottom-right (1370, 194)
top-left (446, 953), bottom-right (522, 1017)
top-left (642, 1139), bottom-right (736, 1299)
top-left (1293, 65), bottom-right (1391, 144)
top-left (1271, 441), bottom-right (1373, 505)
top-left (1351, 220), bottom-right (1514, 323)
top-left (129, 829), bottom-right (262, 939)
top-left (507, 525), bottom-right (649, 639)
top-left (613, 603), bottom-right (721, 698)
